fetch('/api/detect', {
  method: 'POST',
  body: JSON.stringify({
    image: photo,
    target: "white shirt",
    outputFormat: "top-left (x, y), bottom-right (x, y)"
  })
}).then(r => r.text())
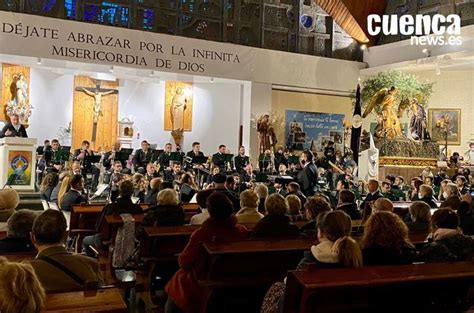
top-left (190, 209), bottom-right (210, 225)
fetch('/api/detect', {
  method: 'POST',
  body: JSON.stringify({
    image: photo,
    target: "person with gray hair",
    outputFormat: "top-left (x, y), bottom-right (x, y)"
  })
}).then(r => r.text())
top-left (0, 209), bottom-right (37, 253)
top-left (441, 183), bottom-right (462, 210)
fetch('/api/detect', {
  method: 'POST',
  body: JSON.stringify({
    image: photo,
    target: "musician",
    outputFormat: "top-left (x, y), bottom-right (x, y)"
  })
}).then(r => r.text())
top-left (240, 164), bottom-right (254, 183)
top-left (212, 145), bottom-right (227, 173)
top-left (164, 161), bottom-right (182, 183)
top-left (71, 161), bottom-right (82, 175)
top-left (106, 160), bottom-right (127, 202)
top-left (185, 142), bottom-right (205, 169)
top-left (0, 114), bottom-right (28, 138)
top-left (278, 164), bottom-right (289, 176)
top-left (259, 149), bottom-right (274, 173)
top-left (133, 140), bottom-right (153, 174)
top-left (175, 144), bottom-right (186, 164)
top-left (36, 140), bottom-right (50, 156)
top-left (145, 162), bottom-right (159, 183)
top-left (273, 146), bottom-right (285, 169)
top-left (42, 139), bottom-right (62, 168)
top-left (103, 141), bottom-right (121, 172)
top-left (297, 150), bottom-right (318, 197)
top-left (234, 146), bottom-right (250, 174)
top-left (158, 143), bottom-right (173, 172)
top-left (73, 140), bottom-right (99, 190)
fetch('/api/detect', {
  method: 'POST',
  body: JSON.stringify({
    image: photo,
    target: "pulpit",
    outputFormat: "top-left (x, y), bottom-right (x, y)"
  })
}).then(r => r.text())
top-left (0, 137), bottom-right (37, 190)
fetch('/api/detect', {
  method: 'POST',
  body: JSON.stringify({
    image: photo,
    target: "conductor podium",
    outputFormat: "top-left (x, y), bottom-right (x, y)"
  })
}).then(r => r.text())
top-left (0, 137), bottom-right (37, 191)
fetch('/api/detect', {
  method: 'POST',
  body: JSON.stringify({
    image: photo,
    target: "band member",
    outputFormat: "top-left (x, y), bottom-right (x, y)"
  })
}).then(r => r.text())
top-left (234, 146), bottom-right (250, 174)
top-left (0, 113), bottom-right (28, 138)
top-left (259, 149), bottom-right (274, 173)
top-left (43, 139), bottom-right (61, 167)
top-left (103, 141), bottom-right (121, 172)
top-left (36, 140), bottom-right (50, 156)
top-left (133, 140), bottom-right (153, 174)
top-left (164, 162), bottom-right (182, 183)
top-left (71, 160), bottom-right (82, 175)
top-left (106, 160), bottom-right (126, 202)
top-left (273, 146), bottom-right (285, 169)
top-left (158, 143), bottom-right (173, 172)
top-left (73, 140), bottom-right (99, 190)
top-left (175, 144), bottom-right (185, 163)
top-left (145, 162), bottom-right (159, 183)
top-left (212, 144), bottom-right (227, 173)
top-left (186, 142), bottom-right (204, 159)
top-left (240, 163), bottom-right (255, 186)
top-left (298, 150), bottom-right (318, 197)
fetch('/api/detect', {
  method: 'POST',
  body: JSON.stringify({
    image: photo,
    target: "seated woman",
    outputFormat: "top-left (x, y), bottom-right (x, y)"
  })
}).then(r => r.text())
top-left (0, 189), bottom-right (20, 223)
top-left (179, 173), bottom-right (197, 203)
top-left (50, 172), bottom-right (69, 204)
top-left (39, 172), bottom-right (59, 202)
top-left (0, 256), bottom-right (46, 313)
top-left (417, 184), bottom-right (438, 208)
top-left (405, 201), bottom-right (431, 232)
top-left (0, 209), bottom-right (37, 253)
top-left (252, 194), bottom-right (301, 238)
top-left (286, 194), bottom-right (305, 222)
top-left (143, 189), bottom-right (185, 226)
top-left (300, 196), bottom-right (332, 234)
top-left (254, 183), bottom-right (269, 214)
top-left (297, 210), bottom-right (362, 269)
top-left (165, 192), bottom-right (248, 313)
top-left (422, 208), bottom-right (474, 262)
top-left (132, 173), bottom-right (148, 203)
top-left (361, 211), bottom-right (417, 265)
top-left (260, 211), bottom-right (362, 313)
top-left (235, 189), bottom-right (264, 224)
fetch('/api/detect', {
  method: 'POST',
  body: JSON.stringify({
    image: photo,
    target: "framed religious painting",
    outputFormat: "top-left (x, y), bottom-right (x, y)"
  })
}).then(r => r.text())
top-left (428, 109), bottom-right (461, 145)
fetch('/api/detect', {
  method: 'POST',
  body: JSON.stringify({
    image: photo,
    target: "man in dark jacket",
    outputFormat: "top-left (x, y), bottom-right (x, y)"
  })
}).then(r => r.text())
top-left (361, 179), bottom-right (383, 218)
top-left (441, 183), bottom-right (462, 210)
top-left (210, 173), bottom-right (241, 212)
top-left (297, 150), bottom-right (318, 197)
top-left (0, 209), bottom-right (37, 253)
top-left (60, 174), bottom-right (88, 212)
top-left (336, 189), bottom-right (361, 220)
top-left (0, 113), bottom-right (28, 138)
top-left (145, 178), bottom-right (161, 205)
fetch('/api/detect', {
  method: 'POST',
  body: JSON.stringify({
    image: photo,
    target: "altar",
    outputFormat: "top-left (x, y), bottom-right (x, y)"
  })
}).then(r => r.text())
top-left (0, 137), bottom-right (37, 191)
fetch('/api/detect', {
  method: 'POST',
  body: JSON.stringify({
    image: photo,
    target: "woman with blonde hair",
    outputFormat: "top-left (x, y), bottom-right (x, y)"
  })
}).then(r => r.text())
top-left (236, 190), bottom-right (264, 223)
top-left (0, 256), bottom-right (46, 313)
top-left (361, 211), bottom-right (417, 265)
top-left (57, 174), bottom-right (71, 209)
top-left (300, 196), bottom-right (332, 234)
top-left (254, 183), bottom-right (269, 214)
top-left (143, 188), bottom-right (185, 226)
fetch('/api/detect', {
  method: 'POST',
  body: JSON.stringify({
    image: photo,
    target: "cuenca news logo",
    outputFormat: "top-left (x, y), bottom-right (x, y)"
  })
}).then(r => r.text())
top-left (367, 14), bottom-right (462, 46)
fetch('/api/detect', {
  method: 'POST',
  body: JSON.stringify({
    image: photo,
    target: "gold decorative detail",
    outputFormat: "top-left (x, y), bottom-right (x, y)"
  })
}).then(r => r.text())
top-left (379, 157), bottom-right (437, 168)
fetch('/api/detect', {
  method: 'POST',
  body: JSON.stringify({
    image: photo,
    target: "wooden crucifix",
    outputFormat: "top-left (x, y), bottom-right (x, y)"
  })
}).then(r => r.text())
top-left (75, 80), bottom-right (118, 144)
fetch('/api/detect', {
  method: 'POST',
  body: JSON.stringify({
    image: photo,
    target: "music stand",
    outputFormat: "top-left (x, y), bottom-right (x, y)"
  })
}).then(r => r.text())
top-left (255, 172), bottom-right (269, 183)
top-left (169, 152), bottom-right (183, 163)
top-left (115, 150), bottom-right (132, 166)
top-left (288, 155), bottom-right (300, 165)
top-left (151, 149), bottom-right (164, 163)
top-left (192, 155), bottom-right (210, 188)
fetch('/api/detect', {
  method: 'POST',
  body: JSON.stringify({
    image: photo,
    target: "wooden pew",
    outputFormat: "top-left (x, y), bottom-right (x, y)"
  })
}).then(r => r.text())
top-left (283, 261), bottom-right (474, 313)
top-left (43, 288), bottom-right (127, 313)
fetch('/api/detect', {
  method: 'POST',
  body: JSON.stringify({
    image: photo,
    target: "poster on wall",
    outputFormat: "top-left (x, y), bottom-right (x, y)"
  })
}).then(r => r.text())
top-left (285, 110), bottom-right (345, 152)
top-left (7, 150), bottom-right (32, 186)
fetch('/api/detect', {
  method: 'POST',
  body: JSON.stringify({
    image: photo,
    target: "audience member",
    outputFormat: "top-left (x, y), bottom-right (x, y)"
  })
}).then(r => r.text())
top-left (254, 183), bottom-right (269, 214)
top-left (458, 194), bottom-right (474, 235)
top-left (180, 173), bottom-right (198, 203)
top-left (60, 174), bottom-right (87, 212)
top-left (300, 196), bottom-right (332, 233)
top-left (30, 210), bottom-right (102, 292)
top-left (189, 189), bottom-right (214, 225)
top-left (410, 177), bottom-right (423, 201)
top-left (0, 188), bottom-right (20, 222)
top-left (381, 181), bottom-right (397, 201)
top-left (145, 177), bottom-right (162, 205)
top-left (0, 209), bottom-right (37, 253)
top-left (252, 194), bottom-right (301, 238)
top-left (50, 172), bottom-right (69, 204)
top-left (298, 210), bottom-right (362, 269)
top-left (336, 189), bottom-right (361, 220)
top-left (165, 192), bottom-right (248, 313)
top-left (438, 179), bottom-right (451, 202)
top-left (57, 174), bottom-right (71, 208)
top-left (0, 256), bottom-right (46, 313)
top-left (287, 182), bottom-right (307, 206)
top-left (40, 172), bottom-right (59, 201)
top-left (406, 201), bottom-right (431, 232)
top-left (372, 198), bottom-right (394, 213)
top-left (236, 190), bottom-right (264, 223)
top-left (361, 211), bottom-right (417, 265)
top-left (211, 173), bottom-right (240, 211)
top-left (286, 194), bottom-right (304, 222)
top-left (417, 184), bottom-right (438, 208)
top-left (143, 189), bottom-right (185, 226)
top-left (361, 179), bottom-right (382, 213)
top-left (422, 208), bottom-right (474, 262)
top-left (82, 180), bottom-right (143, 252)
top-left (441, 183), bottom-right (462, 210)
top-left (456, 175), bottom-right (469, 195)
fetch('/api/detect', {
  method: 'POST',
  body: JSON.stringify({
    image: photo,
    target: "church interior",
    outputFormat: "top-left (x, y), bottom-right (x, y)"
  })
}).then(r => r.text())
top-left (0, 0), bottom-right (473, 312)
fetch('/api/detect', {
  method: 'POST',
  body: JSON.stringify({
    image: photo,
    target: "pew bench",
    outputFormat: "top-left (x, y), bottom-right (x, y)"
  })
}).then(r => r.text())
top-left (283, 261), bottom-right (474, 313)
top-left (43, 288), bottom-right (127, 313)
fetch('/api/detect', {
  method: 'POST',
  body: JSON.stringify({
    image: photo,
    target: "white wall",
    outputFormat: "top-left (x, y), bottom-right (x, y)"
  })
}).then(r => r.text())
top-left (23, 69), bottom-right (243, 154)
top-left (28, 68), bottom-right (74, 145)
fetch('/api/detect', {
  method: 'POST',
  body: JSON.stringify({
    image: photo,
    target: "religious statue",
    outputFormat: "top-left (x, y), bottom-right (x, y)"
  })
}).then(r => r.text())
top-left (78, 86), bottom-right (117, 123)
top-left (170, 87), bottom-right (187, 131)
top-left (6, 73), bottom-right (33, 125)
top-left (409, 98), bottom-right (431, 141)
top-left (75, 81), bottom-right (118, 144)
top-left (256, 114), bottom-right (277, 154)
top-left (362, 86), bottom-right (403, 139)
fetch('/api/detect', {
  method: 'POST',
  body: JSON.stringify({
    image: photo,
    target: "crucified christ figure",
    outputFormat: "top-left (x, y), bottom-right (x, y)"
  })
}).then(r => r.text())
top-left (79, 87), bottom-right (117, 123)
